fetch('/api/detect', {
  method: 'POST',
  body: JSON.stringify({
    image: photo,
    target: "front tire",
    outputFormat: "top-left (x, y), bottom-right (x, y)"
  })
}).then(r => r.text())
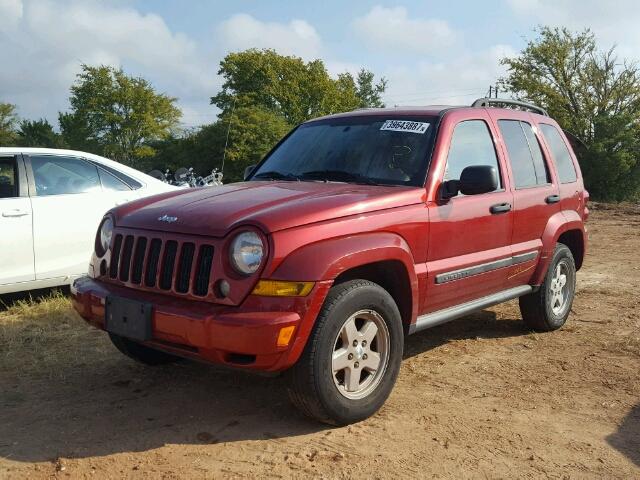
top-left (109, 333), bottom-right (182, 365)
top-left (519, 243), bottom-right (576, 332)
top-left (286, 280), bottom-right (404, 426)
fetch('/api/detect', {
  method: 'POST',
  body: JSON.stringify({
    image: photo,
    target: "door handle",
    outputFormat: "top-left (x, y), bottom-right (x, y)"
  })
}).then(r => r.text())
top-left (490, 202), bottom-right (512, 214)
top-left (2, 209), bottom-right (29, 217)
top-left (115, 198), bottom-right (132, 206)
top-left (545, 194), bottom-right (561, 204)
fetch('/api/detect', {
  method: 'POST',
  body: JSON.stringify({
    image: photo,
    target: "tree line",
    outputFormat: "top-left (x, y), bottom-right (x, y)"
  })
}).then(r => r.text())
top-left (1, 29), bottom-right (639, 200)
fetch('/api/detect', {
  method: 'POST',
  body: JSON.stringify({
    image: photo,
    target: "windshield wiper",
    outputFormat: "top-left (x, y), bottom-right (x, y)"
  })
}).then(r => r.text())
top-left (299, 169), bottom-right (378, 185)
top-left (252, 170), bottom-right (300, 181)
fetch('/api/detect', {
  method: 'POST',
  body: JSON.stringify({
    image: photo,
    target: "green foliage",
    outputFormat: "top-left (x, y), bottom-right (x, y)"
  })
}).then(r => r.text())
top-left (0, 103), bottom-right (18, 146)
top-left (207, 49), bottom-right (387, 180)
top-left (211, 49), bottom-right (387, 123)
top-left (501, 27), bottom-right (640, 200)
top-left (17, 119), bottom-right (64, 148)
top-left (65, 64), bottom-right (181, 166)
top-left (218, 106), bottom-right (292, 182)
top-left (355, 69), bottom-right (388, 108)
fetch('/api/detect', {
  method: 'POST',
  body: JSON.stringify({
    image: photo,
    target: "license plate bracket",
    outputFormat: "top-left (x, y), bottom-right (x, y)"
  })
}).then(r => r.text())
top-left (105, 295), bottom-right (152, 342)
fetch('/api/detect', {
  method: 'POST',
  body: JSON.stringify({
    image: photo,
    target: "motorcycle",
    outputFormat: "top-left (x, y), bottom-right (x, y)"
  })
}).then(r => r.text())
top-left (148, 167), bottom-right (223, 188)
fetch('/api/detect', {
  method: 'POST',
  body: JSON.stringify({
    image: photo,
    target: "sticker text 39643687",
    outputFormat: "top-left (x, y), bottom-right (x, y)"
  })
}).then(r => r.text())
top-left (380, 120), bottom-right (430, 134)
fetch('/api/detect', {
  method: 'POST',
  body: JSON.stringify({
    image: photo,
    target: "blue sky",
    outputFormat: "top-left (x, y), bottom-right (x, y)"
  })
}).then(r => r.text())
top-left (2, 0), bottom-right (638, 128)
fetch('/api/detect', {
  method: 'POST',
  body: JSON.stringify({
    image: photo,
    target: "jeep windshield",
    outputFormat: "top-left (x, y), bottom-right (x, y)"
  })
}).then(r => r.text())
top-left (250, 116), bottom-right (437, 187)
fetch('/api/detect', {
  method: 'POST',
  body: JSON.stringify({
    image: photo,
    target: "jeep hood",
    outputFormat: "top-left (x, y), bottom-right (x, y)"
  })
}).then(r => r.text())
top-left (115, 181), bottom-right (425, 237)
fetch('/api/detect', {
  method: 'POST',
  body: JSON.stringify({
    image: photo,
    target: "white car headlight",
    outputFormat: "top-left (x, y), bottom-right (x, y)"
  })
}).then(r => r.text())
top-left (96, 217), bottom-right (114, 257)
top-left (229, 231), bottom-right (264, 275)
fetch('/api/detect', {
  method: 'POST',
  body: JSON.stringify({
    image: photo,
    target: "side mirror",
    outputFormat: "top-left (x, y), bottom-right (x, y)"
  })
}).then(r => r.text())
top-left (244, 164), bottom-right (257, 180)
top-left (459, 165), bottom-right (498, 195)
top-left (441, 165), bottom-right (498, 199)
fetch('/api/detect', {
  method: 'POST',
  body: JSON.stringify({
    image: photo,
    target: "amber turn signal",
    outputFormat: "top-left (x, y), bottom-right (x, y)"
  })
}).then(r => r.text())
top-left (277, 325), bottom-right (296, 347)
top-left (251, 280), bottom-right (314, 297)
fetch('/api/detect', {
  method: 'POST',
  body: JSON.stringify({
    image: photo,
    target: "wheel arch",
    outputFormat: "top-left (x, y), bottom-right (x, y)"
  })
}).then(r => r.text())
top-left (531, 210), bottom-right (587, 285)
top-left (270, 232), bottom-right (420, 327)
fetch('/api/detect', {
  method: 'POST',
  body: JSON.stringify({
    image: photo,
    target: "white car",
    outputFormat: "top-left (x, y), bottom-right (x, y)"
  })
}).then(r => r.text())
top-left (0, 148), bottom-right (177, 294)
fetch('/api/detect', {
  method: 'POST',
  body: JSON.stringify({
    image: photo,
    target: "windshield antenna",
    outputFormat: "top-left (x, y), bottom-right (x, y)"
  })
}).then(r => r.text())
top-left (220, 96), bottom-right (236, 175)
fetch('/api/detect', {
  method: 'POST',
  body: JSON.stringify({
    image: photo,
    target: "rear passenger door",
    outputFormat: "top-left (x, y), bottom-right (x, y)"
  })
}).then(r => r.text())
top-left (538, 123), bottom-right (582, 214)
top-left (490, 112), bottom-right (560, 287)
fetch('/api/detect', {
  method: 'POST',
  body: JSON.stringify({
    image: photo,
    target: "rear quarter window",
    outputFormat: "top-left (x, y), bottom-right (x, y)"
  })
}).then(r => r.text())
top-left (539, 124), bottom-right (577, 184)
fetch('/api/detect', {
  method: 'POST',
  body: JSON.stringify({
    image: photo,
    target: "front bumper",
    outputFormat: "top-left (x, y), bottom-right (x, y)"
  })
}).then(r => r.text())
top-left (71, 276), bottom-right (332, 372)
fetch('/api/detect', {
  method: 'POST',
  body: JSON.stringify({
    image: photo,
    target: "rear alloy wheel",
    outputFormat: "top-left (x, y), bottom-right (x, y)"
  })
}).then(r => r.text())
top-left (519, 243), bottom-right (576, 332)
top-left (286, 279), bottom-right (403, 426)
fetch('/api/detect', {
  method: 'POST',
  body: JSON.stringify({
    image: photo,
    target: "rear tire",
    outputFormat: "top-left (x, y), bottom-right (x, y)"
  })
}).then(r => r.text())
top-left (519, 243), bottom-right (576, 332)
top-left (109, 333), bottom-right (182, 365)
top-left (286, 280), bottom-right (404, 426)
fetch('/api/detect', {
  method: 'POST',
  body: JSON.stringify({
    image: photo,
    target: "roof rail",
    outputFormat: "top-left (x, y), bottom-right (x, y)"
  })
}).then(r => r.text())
top-left (471, 97), bottom-right (548, 117)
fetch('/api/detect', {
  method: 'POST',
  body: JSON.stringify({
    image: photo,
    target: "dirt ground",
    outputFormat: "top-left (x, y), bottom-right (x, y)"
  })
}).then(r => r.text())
top-left (0, 204), bottom-right (638, 479)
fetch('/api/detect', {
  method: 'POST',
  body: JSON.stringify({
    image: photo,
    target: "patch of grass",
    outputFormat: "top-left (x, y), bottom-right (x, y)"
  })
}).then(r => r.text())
top-left (0, 292), bottom-right (114, 380)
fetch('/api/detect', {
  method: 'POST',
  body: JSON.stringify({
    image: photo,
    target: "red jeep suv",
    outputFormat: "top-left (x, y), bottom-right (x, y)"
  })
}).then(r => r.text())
top-left (72, 98), bottom-right (588, 425)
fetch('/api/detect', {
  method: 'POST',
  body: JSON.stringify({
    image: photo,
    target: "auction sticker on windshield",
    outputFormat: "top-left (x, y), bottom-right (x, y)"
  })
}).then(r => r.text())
top-left (380, 120), bottom-right (430, 134)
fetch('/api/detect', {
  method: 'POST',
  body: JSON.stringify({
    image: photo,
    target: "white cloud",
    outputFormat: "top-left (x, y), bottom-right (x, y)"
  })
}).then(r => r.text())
top-left (0, 0), bottom-right (23, 31)
top-left (352, 6), bottom-right (457, 55)
top-left (506, 0), bottom-right (640, 60)
top-left (217, 14), bottom-right (322, 60)
top-left (0, 0), bottom-right (219, 127)
top-left (382, 44), bottom-right (517, 107)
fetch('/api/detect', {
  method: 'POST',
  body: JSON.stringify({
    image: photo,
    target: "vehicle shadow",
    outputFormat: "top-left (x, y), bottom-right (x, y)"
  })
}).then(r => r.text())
top-left (0, 309), bottom-right (528, 463)
top-left (404, 309), bottom-right (529, 360)
top-left (606, 403), bottom-right (640, 467)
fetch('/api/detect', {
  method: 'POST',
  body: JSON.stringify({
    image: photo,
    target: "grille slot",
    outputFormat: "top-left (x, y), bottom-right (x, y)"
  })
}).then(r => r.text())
top-left (159, 240), bottom-right (178, 290)
top-left (175, 243), bottom-right (195, 293)
top-left (193, 245), bottom-right (214, 296)
top-left (144, 239), bottom-right (162, 287)
top-left (109, 234), bottom-right (123, 278)
top-left (119, 235), bottom-right (134, 282)
top-left (131, 237), bottom-right (147, 284)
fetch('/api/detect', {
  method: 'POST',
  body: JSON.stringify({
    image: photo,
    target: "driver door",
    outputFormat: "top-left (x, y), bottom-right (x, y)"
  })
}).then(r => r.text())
top-left (424, 113), bottom-right (514, 313)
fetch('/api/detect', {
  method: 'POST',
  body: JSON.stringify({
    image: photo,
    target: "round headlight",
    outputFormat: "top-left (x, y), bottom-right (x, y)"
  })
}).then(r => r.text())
top-left (229, 231), bottom-right (264, 275)
top-left (96, 217), bottom-right (114, 257)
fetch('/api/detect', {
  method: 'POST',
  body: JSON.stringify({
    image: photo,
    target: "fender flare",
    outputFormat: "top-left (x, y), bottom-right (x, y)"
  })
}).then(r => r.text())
top-left (531, 210), bottom-right (586, 285)
top-left (271, 232), bottom-right (420, 319)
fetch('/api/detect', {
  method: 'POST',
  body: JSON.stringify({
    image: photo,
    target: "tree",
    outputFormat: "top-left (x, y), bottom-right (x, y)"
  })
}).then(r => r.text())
top-left (500, 27), bottom-right (640, 200)
top-left (0, 103), bottom-right (18, 146)
top-left (64, 64), bottom-right (181, 166)
top-left (211, 49), bottom-right (386, 125)
top-left (205, 49), bottom-right (387, 181)
top-left (217, 106), bottom-right (292, 181)
top-left (355, 69), bottom-right (388, 108)
top-left (17, 119), bottom-right (64, 148)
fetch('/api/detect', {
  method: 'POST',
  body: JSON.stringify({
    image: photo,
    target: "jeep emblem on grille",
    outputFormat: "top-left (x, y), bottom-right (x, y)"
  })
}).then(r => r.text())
top-left (157, 214), bottom-right (178, 223)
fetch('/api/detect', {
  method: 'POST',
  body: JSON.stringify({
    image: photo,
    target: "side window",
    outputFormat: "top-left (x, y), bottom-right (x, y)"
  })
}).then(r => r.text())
top-left (498, 120), bottom-right (550, 188)
top-left (30, 155), bottom-right (101, 196)
top-left (522, 123), bottom-right (550, 185)
top-left (539, 124), bottom-right (578, 184)
top-left (98, 168), bottom-right (132, 191)
top-left (88, 161), bottom-right (143, 189)
top-left (0, 157), bottom-right (18, 199)
top-left (444, 120), bottom-right (502, 189)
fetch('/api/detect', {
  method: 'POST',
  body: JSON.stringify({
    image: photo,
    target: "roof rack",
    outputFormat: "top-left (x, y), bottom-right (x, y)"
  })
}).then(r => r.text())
top-left (471, 97), bottom-right (548, 117)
